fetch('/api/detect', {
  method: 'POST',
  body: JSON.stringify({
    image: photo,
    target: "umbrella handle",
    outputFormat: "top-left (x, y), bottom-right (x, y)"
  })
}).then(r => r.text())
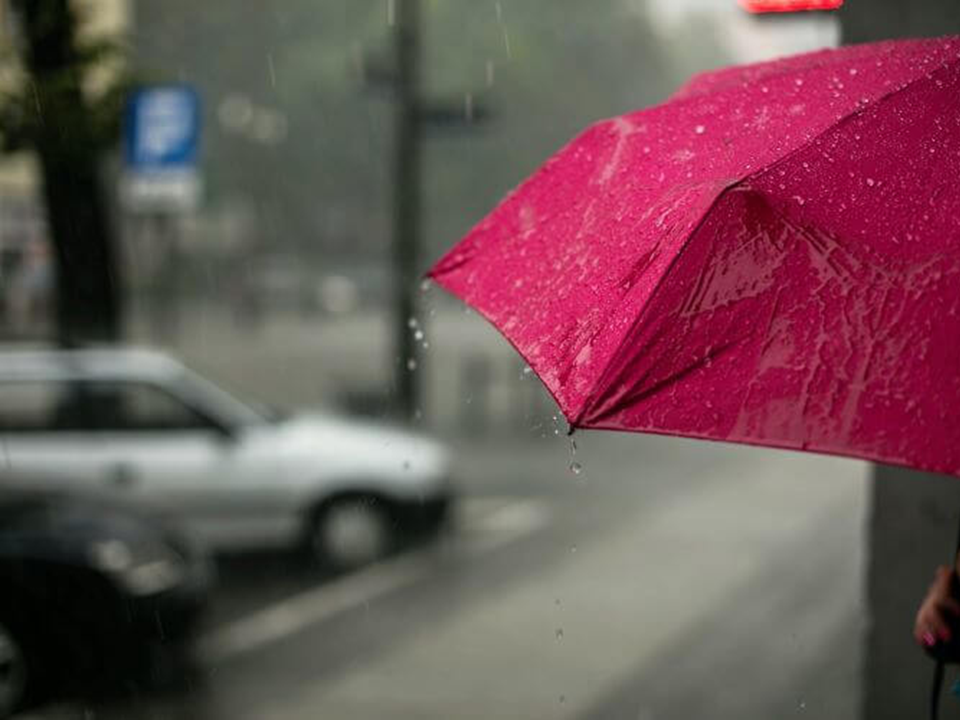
top-left (932, 660), bottom-right (945, 720)
top-left (930, 515), bottom-right (960, 720)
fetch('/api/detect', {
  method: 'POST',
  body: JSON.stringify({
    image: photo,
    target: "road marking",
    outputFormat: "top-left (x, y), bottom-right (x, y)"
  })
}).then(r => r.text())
top-left (465, 497), bottom-right (552, 553)
top-left (197, 497), bottom-right (550, 664)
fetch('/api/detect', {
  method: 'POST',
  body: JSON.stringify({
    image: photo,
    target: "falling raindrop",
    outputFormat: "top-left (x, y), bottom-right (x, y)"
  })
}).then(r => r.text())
top-left (569, 462), bottom-right (583, 476)
top-left (266, 52), bottom-right (277, 88)
top-left (408, 317), bottom-right (418, 329)
top-left (797, 700), bottom-right (806, 711)
top-left (414, 329), bottom-right (424, 341)
top-left (559, 695), bottom-right (566, 705)
top-left (486, 60), bottom-right (495, 87)
top-left (555, 598), bottom-right (562, 606)
top-left (386, 0), bottom-right (396, 26)
top-left (522, 365), bottom-right (533, 376)
top-left (555, 628), bottom-right (564, 640)
top-left (570, 544), bottom-right (577, 553)
top-left (420, 278), bottom-right (432, 292)
top-left (406, 358), bottom-right (417, 371)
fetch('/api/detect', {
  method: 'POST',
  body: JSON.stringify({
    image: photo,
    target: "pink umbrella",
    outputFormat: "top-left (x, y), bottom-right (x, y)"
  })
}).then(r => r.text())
top-left (429, 36), bottom-right (960, 477)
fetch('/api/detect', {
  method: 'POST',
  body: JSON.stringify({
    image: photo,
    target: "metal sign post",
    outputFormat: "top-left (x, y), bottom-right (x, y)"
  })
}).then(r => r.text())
top-left (121, 86), bottom-right (202, 340)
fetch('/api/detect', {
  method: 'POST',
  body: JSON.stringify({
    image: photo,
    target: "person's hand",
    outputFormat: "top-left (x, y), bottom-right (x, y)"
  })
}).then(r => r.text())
top-left (915, 562), bottom-right (960, 660)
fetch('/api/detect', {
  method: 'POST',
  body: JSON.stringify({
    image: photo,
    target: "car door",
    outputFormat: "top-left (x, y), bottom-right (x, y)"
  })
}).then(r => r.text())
top-left (0, 378), bottom-right (111, 495)
top-left (78, 379), bottom-right (295, 549)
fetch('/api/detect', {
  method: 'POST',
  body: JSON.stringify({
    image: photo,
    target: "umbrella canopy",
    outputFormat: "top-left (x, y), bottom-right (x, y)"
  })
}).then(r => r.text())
top-left (429, 37), bottom-right (960, 477)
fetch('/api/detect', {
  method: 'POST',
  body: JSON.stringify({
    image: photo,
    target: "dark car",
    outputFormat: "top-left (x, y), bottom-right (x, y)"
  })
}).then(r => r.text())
top-left (0, 488), bottom-right (213, 717)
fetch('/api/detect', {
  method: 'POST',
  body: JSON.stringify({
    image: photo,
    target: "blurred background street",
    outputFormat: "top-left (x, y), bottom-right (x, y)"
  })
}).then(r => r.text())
top-left (1, 0), bottom-right (948, 718)
top-left (33, 428), bottom-right (868, 720)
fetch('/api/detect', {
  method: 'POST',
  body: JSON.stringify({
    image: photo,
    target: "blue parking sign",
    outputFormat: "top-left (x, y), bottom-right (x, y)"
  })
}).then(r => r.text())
top-left (123, 86), bottom-right (201, 210)
top-left (125, 86), bottom-right (200, 170)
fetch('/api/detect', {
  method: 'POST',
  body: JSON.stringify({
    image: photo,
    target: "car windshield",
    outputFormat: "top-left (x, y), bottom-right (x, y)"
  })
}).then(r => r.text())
top-left (0, 1), bottom-right (953, 719)
top-left (176, 369), bottom-right (276, 427)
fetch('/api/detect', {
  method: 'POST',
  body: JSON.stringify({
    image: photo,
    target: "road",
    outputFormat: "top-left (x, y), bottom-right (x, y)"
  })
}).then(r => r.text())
top-left (29, 430), bottom-right (869, 720)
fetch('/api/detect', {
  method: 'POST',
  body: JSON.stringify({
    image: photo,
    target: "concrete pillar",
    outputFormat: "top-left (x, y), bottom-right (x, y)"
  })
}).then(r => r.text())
top-left (839, 2), bottom-right (960, 717)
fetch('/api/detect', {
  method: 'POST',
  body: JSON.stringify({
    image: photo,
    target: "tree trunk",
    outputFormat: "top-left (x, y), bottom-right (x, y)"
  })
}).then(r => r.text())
top-left (13, 0), bottom-right (122, 344)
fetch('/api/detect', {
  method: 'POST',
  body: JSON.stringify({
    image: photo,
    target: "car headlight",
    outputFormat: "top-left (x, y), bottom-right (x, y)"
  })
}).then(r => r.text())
top-left (88, 539), bottom-right (186, 597)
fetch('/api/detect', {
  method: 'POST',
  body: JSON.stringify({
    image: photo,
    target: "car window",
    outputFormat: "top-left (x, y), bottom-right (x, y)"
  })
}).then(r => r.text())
top-left (82, 381), bottom-right (216, 432)
top-left (0, 380), bottom-right (76, 432)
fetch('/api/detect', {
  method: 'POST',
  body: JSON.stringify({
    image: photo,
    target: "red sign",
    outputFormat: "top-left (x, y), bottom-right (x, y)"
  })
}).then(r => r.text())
top-left (739, 0), bottom-right (843, 11)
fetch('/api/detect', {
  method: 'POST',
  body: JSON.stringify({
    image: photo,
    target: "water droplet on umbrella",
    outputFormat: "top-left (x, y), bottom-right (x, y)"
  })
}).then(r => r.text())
top-left (795, 78), bottom-right (804, 86)
top-left (866, 178), bottom-right (876, 187)
top-left (694, 124), bottom-right (705, 135)
top-left (849, 68), bottom-right (859, 76)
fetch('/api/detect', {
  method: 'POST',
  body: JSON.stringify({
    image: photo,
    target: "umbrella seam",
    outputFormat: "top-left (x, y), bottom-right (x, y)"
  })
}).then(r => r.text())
top-left (738, 48), bottom-right (960, 190)
top-left (576, 49), bottom-right (960, 427)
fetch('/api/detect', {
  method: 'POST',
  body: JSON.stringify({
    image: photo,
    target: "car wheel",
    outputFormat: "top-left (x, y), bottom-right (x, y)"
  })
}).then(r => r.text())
top-left (309, 497), bottom-right (394, 572)
top-left (0, 620), bottom-right (30, 719)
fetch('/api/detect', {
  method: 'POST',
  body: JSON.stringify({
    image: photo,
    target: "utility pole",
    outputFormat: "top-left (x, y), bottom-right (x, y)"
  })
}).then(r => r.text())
top-left (392, 0), bottom-right (422, 420)
top-left (380, 0), bottom-right (490, 421)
